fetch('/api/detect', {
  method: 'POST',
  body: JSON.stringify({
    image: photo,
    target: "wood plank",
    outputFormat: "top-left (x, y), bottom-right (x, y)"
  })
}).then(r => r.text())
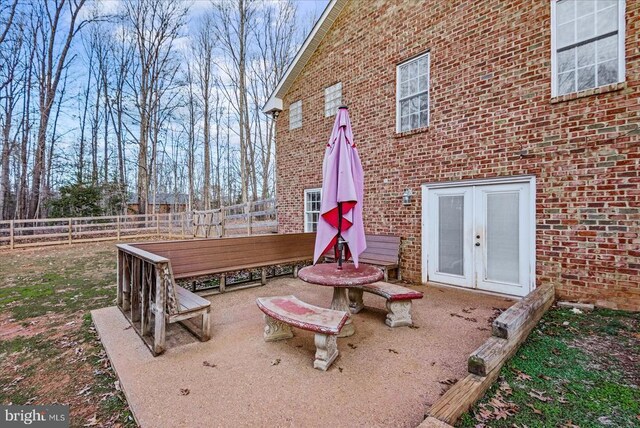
top-left (428, 372), bottom-right (500, 425)
top-left (468, 284), bottom-right (554, 376)
top-left (172, 256), bottom-right (313, 279)
top-left (117, 244), bottom-right (170, 264)
top-left (365, 234), bottom-right (401, 244)
top-left (176, 286), bottom-right (210, 310)
top-left (492, 283), bottom-right (555, 339)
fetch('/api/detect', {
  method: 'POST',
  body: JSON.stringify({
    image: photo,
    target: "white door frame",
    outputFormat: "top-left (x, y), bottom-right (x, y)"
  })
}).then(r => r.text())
top-left (421, 175), bottom-right (536, 295)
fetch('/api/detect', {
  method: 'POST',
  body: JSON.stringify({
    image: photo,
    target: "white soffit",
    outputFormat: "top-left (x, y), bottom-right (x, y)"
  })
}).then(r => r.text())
top-left (262, 0), bottom-right (348, 114)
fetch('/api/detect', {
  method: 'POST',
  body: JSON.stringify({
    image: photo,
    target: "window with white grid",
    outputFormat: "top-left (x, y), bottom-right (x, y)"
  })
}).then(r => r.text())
top-left (304, 188), bottom-right (322, 232)
top-left (552, 0), bottom-right (625, 97)
top-left (324, 82), bottom-right (342, 117)
top-left (289, 100), bottom-right (302, 130)
top-left (396, 52), bottom-right (430, 133)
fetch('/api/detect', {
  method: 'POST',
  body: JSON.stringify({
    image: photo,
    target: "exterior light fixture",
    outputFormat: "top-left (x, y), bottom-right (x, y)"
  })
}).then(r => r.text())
top-left (402, 189), bottom-right (413, 206)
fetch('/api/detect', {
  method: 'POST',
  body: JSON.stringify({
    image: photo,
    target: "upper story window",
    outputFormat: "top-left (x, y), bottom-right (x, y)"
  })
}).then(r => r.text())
top-left (397, 52), bottom-right (430, 133)
top-left (552, 0), bottom-right (625, 97)
top-left (289, 100), bottom-right (302, 130)
top-left (304, 188), bottom-right (322, 232)
top-left (324, 82), bottom-right (342, 117)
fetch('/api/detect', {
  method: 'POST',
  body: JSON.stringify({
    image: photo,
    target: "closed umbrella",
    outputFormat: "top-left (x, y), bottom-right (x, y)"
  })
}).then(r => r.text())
top-left (313, 106), bottom-right (366, 268)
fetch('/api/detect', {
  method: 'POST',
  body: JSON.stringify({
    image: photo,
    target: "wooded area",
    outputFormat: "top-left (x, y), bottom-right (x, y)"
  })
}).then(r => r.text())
top-left (0, 0), bottom-right (307, 220)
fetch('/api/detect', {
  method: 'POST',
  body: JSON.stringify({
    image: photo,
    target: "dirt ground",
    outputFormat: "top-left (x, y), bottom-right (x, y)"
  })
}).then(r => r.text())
top-left (0, 242), bottom-right (134, 427)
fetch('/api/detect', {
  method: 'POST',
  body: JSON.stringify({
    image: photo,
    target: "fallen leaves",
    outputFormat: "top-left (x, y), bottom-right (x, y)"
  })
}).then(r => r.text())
top-left (438, 378), bottom-right (458, 386)
top-left (179, 388), bottom-right (190, 396)
top-left (528, 389), bottom-right (552, 402)
top-left (84, 414), bottom-right (98, 426)
top-left (271, 358), bottom-right (281, 366)
top-left (388, 348), bottom-right (399, 354)
top-left (526, 403), bottom-right (543, 415)
top-left (514, 369), bottom-right (532, 381)
top-left (202, 361), bottom-right (216, 368)
top-left (347, 343), bottom-right (357, 349)
top-left (449, 313), bottom-right (477, 322)
top-left (474, 391), bottom-right (519, 423)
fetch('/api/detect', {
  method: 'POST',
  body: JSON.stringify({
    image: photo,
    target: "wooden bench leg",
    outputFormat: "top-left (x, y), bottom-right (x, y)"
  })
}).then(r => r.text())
top-left (348, 289), bottom-right (365, 314)
top-left (385, 300), bottom-right (413, 327)
top-left (220, 274), bottom-right (226, 293)
top-left (201, 309), bottom-right (211, 341)
top-left (261, 268), bottom-right (267, 285)
top-left (263, 315), bottom-right (294, 342)
top-left (293, 265), bottom-right (299, 278)
top-left (314, 333), bottom-right (338, 371)
top-left (383, 268), bottom-right (389, 282)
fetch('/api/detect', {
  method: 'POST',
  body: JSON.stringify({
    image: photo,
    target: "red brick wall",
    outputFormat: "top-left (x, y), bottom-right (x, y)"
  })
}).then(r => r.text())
top-left (275, 0), bottom-right (640, 310)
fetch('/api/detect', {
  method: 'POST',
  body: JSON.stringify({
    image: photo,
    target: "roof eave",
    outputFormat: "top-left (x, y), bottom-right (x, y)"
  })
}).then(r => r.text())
top-left (261, 0), bottom-right (347, 114)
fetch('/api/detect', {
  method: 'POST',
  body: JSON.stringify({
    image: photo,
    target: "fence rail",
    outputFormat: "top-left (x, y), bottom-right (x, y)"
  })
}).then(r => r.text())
top-left (0, 198), bottom-right (277, 249)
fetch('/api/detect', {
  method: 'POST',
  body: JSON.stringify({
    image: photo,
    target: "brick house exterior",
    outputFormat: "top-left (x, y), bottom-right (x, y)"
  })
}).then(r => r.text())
top-left (264, 0), bottom-right (639, 310)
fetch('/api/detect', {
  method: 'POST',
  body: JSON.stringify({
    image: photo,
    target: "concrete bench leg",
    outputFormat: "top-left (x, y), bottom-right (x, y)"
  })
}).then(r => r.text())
top-left (348, 289), bottom-right (365, 314)
top-left (385, 300), bottom-right (413, 327)
top-left (263, 315), bottom-right (294, 342)
top-left (313, 333), bottom-right (338, 371)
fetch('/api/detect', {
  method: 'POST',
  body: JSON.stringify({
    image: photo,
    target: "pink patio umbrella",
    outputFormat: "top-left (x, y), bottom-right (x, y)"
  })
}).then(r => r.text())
top-left (313, 106), bottom-right (366, 269)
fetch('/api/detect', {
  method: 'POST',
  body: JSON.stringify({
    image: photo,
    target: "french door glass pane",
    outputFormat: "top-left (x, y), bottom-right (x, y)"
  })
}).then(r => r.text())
top-left (486, 192), bottom-right (519, 283)
top-left (438, 195), bottom-right (464, 275)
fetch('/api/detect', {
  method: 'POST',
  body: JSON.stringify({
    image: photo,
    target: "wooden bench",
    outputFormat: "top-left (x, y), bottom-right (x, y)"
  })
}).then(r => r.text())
top-left (326, 234), bottom-right (401, 281)
top-left (116, 244), bottom-right (211, 356)
top-left (348, 281), bottom-right (423, 327)
top-left (134, 232), bottom-right (317, 291)
top-left (256, 295), bottom-right (348, 371)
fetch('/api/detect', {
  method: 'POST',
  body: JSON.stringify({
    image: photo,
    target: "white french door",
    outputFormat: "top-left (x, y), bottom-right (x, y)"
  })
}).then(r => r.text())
top-left (424, 178), bottom-right (534, 297)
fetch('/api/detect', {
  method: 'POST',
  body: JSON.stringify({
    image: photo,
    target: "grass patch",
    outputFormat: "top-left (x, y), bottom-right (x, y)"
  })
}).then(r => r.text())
top-left (458, 307), bottom-right (640, 427)
top-left (0, 243), bottom-right (135, 426)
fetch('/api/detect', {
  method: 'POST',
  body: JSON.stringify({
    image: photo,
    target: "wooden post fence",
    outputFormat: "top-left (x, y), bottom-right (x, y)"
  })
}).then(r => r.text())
top-left (0, 198), bottom-right (277, 249)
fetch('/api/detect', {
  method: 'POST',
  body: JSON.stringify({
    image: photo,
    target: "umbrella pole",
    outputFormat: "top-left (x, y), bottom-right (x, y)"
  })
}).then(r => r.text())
top-left (337, 202), bottom-right (343, 270)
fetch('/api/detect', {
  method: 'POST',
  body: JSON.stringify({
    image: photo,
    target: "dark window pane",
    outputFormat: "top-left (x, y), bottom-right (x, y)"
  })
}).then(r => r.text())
top-left (577, 66), bottom-right (595, 91)
top-left (558, 71), bottom-right (575, 95)
top-left (597, 60), bottom-right (618, 86)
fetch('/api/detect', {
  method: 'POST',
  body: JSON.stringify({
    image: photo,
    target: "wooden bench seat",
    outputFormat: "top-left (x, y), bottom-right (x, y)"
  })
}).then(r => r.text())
top-left (348, 281), bottom-right (423, 327)
top-left (256, 295), bottom-right (348, 371)
top-left (326, 234), bottom-right (401, 280)
top-left (135, 233), bottom-right (316, 290)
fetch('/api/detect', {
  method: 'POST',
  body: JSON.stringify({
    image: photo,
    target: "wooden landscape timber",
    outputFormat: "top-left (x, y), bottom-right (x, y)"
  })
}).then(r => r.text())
top-left (426, 283), bottom-right (555, 425)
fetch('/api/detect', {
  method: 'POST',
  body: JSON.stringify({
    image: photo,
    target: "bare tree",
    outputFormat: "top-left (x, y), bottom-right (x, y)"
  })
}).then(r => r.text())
top-left (194, 16), bottom-right (217, 210)
top-left (0, 17), bottom-right (22, 219)
top-left (249, 0), bottom-right (299, 199)
top-left (210, 0), bottom-right (256, 203)
top-left (124, 0), bottom-right (188, 214)
top-left (29, 0), bottom-right (91, 218)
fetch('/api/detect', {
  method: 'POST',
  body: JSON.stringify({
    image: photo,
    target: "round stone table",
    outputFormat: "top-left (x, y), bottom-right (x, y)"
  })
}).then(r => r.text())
top-left (298, 263), bottom-right (383, 337)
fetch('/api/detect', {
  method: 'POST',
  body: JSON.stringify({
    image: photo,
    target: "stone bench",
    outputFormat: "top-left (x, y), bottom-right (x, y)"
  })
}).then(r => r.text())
top-left (348, 281), bottom-right (423, 327)
top-left (256, 295), bottom-right (348, 371)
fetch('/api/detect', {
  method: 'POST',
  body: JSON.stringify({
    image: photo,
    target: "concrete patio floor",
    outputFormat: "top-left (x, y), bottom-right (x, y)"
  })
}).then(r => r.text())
top-left (92, 278), bottom-right (514, 427)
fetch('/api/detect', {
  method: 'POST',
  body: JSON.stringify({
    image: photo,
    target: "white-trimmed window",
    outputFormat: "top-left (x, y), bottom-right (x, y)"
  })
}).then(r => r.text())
top-left (396, 52), bottom-right (430, 133)
top-left (552, 0), bottom-right (625, 97)
top-left (324, 82), bottom-right (342, 117)
top-left (304, 188), bottom-right (322, 232)
top-left (289, 100), bottom-right (302, 130)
